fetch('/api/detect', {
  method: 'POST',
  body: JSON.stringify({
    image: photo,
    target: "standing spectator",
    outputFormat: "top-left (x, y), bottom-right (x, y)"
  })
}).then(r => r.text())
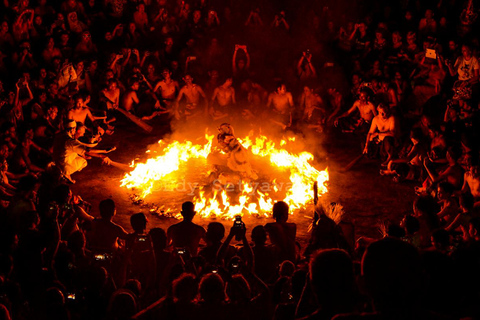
top-left (166, 201), bottom-right (206, 256)
top-left (87, 198), bottom-right (128, 252)
top-left (297, 249), bottom-right (358, 320)
top-left (249, 225), bottom-right (278, 284)
top-left (264, 201), bottom-right (297, 263)
top-left (334, 238), bottom-right (428, 320)
top-left (125, 213), bottom-right (156, 293)
top-left (199, 222), bottom-right (235, 266)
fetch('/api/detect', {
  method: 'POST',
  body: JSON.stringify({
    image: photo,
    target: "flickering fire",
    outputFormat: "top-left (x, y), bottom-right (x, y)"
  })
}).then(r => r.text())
top-left (120, 131), bottom-right (329, 219)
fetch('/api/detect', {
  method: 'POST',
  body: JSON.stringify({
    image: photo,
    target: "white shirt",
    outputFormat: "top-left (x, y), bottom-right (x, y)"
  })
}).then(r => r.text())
top-left (455, 56), bottom-right (480, 81)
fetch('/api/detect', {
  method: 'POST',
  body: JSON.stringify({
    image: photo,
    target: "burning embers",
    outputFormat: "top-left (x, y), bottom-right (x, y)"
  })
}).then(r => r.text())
top-left (120, 128), bottom-right (328, 219)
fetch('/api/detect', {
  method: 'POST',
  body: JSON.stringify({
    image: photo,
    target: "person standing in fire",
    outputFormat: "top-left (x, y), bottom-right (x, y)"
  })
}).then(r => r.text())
top-left (209, 123), bottom-right (258, 180)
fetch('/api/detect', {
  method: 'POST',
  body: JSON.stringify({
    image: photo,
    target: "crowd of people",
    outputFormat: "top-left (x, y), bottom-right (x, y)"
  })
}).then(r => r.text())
top-left (1, 0), bottom-right (480, 319)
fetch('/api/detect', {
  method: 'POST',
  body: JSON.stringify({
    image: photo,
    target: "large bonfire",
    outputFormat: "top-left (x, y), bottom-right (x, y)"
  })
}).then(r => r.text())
top-left (120, 129), bottom-right (329, 219)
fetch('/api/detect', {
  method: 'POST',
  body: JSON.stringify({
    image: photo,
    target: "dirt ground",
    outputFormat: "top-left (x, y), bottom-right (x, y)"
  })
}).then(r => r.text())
top-left (71, 116), bottom-right (418, 249)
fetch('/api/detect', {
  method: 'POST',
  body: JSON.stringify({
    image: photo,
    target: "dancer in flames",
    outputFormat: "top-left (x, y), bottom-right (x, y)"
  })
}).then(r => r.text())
top-left (208, 123), bottom-right (258, 182)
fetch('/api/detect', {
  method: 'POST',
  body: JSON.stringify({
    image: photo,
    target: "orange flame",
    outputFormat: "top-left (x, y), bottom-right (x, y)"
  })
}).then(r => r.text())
top-left (121, 131), bottom-right (328, 219)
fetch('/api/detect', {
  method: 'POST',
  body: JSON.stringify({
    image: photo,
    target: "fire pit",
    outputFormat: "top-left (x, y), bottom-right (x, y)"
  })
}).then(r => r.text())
top-left (120, 127), bottom-right (328, 220)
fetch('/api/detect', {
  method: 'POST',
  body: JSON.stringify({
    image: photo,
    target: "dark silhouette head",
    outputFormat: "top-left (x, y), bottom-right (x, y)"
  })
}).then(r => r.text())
top-left (130, 212), bottom-right (147, 233)
top-left (181, 201), bottom-right (196, 221)
top-left (149, 227), bottom-right (167, 251)
top-left (54, 184), bottom-right (71, 204)
top-left (206, 222), bottom-right (225, 244)
top-left (361, 237), bottom-right (422, 312)
top-left (403, 215), bottom-right (420, 235)
top-left (107, 290), bottom-right (137, 320)
top-left (67, 230), bottom-right (86, 252)
top-left (226, 274), bottom-right (251, 303)
top-left (273, 201), bottom-right (289, 222)
top-left (251, 225), bottom-right (267, 245)
top-left (199, 273), bottom-right (225, 304)
top-left (124, 279), bottom-right (141, 298)
top-left (173, 273), bottom-right (197, 302)
top-left (310, 249), bottom-right (356, 309)
top-left (99, 199), bottom-right (116, 220)
top-left (386, 222), bottom-right (406, 238)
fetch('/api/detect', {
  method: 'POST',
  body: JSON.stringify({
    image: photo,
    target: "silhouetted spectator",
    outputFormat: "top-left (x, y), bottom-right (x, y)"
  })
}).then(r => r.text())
top-left (125, 213), bottom-right (156, 293)
top-left (334, 238), bottom-right (441, 320)
top-left (265, 201), bottom-right (297, 263)
top-left (248, 225), bottom-right (278, 284)
top-left (297, 249), bottom-right (358, 320)
top-left (199, 222), bottom-right (235, 266)
top-left (166, 201), bottom-right (206, 256)
top-left (87, 199), bottom-right (128, 252)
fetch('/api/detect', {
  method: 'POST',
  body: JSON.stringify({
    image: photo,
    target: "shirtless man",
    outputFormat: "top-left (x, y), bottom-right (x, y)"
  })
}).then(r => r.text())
top-left (267, 83), bottom-right (294, 129)
top-left (246, 80), bottom-right (267, 106)
top-left (460, 159), bottom-right (480, 207)
top-left (122, 80), bottom-right (140, 113)
top-left (419, 146), bottom-right (465, 194)
top-left (153, 69), bottom-right (179, 110)
top-left (334, 89), bottom-right (377, 132)
top-left (68, 94), bottom-right (106, 128)
top-left (210, 78), bottom-right (236, 120)
top-left (175, 74), bottom-right (207, 120)
top-left (204, 69), bottom-right (220, 99)
top-left (100, 79), bottom-right (121, 127)
top-left (326, 88), bottom-right (343, 126)
top-left (300, 86), bottom-right (324, 131)
top-left (264, 201), bottom-right (297, 263)
top-left (364, 103), bottom-right (397, 164)
top-left (74, 122), bottom-right (117, 164)
top-left (53, 120), bottom-right (85, 183)
top-left (101, 79), bottom-right (121, 110)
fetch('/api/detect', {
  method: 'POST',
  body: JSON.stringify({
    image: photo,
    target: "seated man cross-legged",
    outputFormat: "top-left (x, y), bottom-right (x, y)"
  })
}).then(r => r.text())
top-left (363, 103), bottom-right (398, 165)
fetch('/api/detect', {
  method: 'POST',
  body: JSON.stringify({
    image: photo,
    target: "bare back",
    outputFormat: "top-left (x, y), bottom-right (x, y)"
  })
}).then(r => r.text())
top-left (122, 90), bottom-right (138, 112)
